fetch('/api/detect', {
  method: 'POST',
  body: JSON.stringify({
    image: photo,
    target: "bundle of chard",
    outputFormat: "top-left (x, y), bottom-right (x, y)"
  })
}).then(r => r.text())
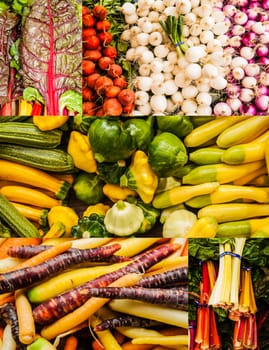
top-left (190, 260), bottom-right (222, 349)
top-left (0, 238), bottom-right (188, 350)
top-left (82, 3), bottom-right (135, 117)
top-left (189, 238), bottom-right (269, 350)
top-left (0, 0), bottom-right (82, 116)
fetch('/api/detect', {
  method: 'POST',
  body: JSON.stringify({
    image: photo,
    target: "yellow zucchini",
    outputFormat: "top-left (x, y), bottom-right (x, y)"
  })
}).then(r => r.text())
top-left (216, 116), bottom-right (269, 148)
top-left (184, 116), bottom-right (248, 147)
top-left (182, 160), bottom-right (264, 185)
top-left (152, 182), bottom-right (219, 209)
top-left (11, 202), bottom-right (48, 226)
top-left (0, 160), bottom-right (70, 199)
top-left (0, 186), bottom-right (62, 208)
top-left (186, 185), bottom-right (269, 208)
top-left (198, 203), bottom-right (269, 222)
top-left (216, 217), bottom-right (269, 237)
top-left (185, 216), bottom-right (218, 237)
top-left (221, 130), bottom-right (269, 164)
top-left (233, 165), bottom-right (268, 186)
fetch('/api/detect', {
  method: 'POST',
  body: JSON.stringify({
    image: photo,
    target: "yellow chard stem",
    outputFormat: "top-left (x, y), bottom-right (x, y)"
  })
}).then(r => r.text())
top-left (220, 243), bottom-right (232, 307)
top-left (230, 238), bottom-right (246, 310)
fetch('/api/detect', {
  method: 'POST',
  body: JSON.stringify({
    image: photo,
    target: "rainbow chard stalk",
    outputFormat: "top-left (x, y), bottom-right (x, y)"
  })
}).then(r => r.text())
top-left (159, 15), bottom-right (188, 58)
top-left (20, 0), bottom-right (82, 115)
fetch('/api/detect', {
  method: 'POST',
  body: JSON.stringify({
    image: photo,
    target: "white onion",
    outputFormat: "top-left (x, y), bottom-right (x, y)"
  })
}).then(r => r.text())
top-left (210, 76), bottom-right (227, 90)
top-left (151, 72), bottom-right (165, 82)
top-left (121, 2), bottom-right (136, 15)
top-left (151, 81), bottom-right (165, 95)
top-left (138, 63), bottom-right (151, 76)
top-left (200, 30), bottom-right (215, 44)
top-left (196, 92), bottom-right (212, 105)
top-left (185, 46), bottom-right (206, 63)
top-left (150, 94), bottom-right (168, 113)
top-left (197, 104), bottom-right (212, 115)
top-left (171, 91), bottom-right (184, 104)
top-left (150, 58), bottom-right (164, 73)
top-left (185, 63), bottom-right (202, 80)
top-left (213, 102), bottom-right (232, 116)
top-left (212, 21), bottom-right (230, 35)
top-left (163, 80), bottom-right (178, 95)
top-left (182, 85), bottom-right (198, 99)
top-left (184, 12), bottom-right (197, 25)
top-left (125, 13), bottom-right (139, 24)
top-left (148, 32), bottom-right (163, 46)
top-left (181, 99), bottom-right (197, 114)
top-left (200, 16), bottom-right (215, 30)
top-left (202, 63), bottom-right (219, 79)
top-left (137, 103), bottom-right (152, 115)
top-left (135, 76), bottom-right (153, 91)
top-left (175, 73), bottom-right (192, 88)
top-left (140, 50), bottom-right (154, 64)
top-left (136, 32), bottom-right (150, 46)
top-left (134, 91), bottom-right (149, 105)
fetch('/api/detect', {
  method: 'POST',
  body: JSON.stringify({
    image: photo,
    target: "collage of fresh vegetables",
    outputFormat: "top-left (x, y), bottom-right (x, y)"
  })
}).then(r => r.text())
top-left (0, 0), bottom-right (269, 349)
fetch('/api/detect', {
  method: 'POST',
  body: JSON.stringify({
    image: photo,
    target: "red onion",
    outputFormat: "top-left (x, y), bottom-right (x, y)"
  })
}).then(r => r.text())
top-left (255, 85), bottom-right (269, 96)
top-left (239, 104), bottom-right (257, 115)
top-left (223, 4), bottom-right (237, 17)
top-left (258, 12), bottom-right (269, 22)
top-left (255, 95), bottom-right (269, 111)
top-left (244, 20), bottom-right (256, 31)
top-left (226, 83), bottom-right (241, 98)
top-left (249, 1), bottom-right (261, 7)
top-left (234, 11), bottom-right (248, 25)
top-left (231, 25), bottom-right (245, 36)
top-left (246, 8), bottom-right (259, 20)
top-left (262, 0), bottom-right (269, 9)
top-left (257, 57), bottom-right (269, 65)
top-left (256, 44), bottom-right (269, 57)
top-left (241, 32), bottom-right (257, 47)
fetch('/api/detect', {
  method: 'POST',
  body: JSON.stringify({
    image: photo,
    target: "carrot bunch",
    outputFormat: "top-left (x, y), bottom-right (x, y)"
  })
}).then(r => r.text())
top-left (82, 5), bottom-right (135, 117)
top-left (0, 238), bottom-right (188, 350)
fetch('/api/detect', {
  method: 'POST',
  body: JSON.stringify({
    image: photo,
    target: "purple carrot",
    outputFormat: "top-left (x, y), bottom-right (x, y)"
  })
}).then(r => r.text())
top-left (94, 314), bottom-right (159, 331)
top-left (33, 242), bottom-right (180, 325)
top-left (0, 303), bottom-right (26, 350)
top-left (0, 243), bottom-right (121, 294)
top-left (7, 244), bottom-right (129, 264)
top-left (79, 286), bottom-right (188, 309)
top-left (137, 267), bottom-right (188, 288)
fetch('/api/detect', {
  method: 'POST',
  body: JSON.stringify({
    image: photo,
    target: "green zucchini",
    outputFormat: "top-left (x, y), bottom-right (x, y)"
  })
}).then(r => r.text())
top-left (0, 143), bottom-right (74, 172)
top-left (0, 122), bottom-right (62, 148)
top-left (0, 116), bottom-right (29, 123)
top-left (0, 193), bottom-right (40, 237)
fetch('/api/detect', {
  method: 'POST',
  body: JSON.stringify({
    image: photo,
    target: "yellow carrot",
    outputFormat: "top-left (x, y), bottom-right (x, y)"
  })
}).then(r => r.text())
top-left (15, 289), bottom-right (35, 344)
top-left (132, 335), bottom-right (189, 346)
top-left (28, 261), bottom-right (130, 303)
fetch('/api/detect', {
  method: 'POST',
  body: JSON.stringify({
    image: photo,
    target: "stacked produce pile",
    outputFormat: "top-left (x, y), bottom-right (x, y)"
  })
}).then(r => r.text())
top-left (0, 0), bottom-right (82, 116)
top-left (81, 0), bottom-right (269, 116)
top-left (0, 237), bottom-right (188, 350)
top-left (0, 116), bottom-right (269, 238)
top-left (189, 238), bottom-right (269, 350)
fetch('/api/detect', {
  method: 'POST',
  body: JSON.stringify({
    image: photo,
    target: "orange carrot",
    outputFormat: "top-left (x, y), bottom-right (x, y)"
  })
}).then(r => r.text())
top-left (0, 293), bottom-right (14, 306)
top-left (6, 240), bottom-right (72, 272)
top-left (0, 327), bottom-right (4, 338)
top-left (121, 343), bottom-right (154, 350)
top-left (181, 239), bottom-right (188, 256)
top-left (92, 339), bottom-right (105, 350)
top-left (0, 238), bottom-right (41, 259)
top-left (63, 335), bottom-right (78, 350)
